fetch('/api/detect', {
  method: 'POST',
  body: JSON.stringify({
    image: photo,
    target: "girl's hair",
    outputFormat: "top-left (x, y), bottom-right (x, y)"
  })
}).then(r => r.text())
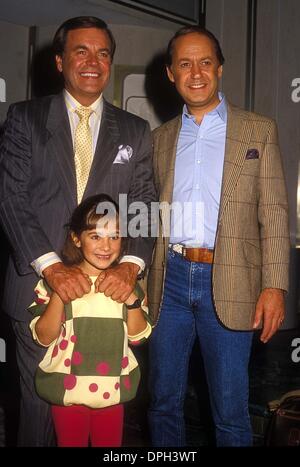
top-left (61, 194), bottom-right (125, 266)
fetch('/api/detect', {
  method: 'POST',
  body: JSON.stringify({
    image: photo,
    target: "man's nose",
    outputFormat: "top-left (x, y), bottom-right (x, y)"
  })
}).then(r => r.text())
top-left (86, 53), bottom-right (99, 66)
top-left (191, 63), bottom-right (202, 77)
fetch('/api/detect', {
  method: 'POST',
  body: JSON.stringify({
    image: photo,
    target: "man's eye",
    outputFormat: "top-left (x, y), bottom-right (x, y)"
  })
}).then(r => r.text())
top-left (201, 60), bottom-right (211, 66)
top-left (99, 51), bottom-right (110, 59)
top-left (180, 62), bottom-right (190, 68)
top-left (78, 50), bottom-right (86, 55)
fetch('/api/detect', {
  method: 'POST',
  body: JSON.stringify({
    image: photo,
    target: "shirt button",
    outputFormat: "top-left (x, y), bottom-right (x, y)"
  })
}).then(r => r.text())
top-left (197, 160), bottom-right (201, 164)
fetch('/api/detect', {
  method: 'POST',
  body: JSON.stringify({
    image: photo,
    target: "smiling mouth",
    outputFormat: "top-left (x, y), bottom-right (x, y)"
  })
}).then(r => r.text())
top-left (95, 254), bottom-right (111, 260)
top-left (189, 83), bottom-right (206, 89)
top-left (80, 72), bottom-right (100, 78)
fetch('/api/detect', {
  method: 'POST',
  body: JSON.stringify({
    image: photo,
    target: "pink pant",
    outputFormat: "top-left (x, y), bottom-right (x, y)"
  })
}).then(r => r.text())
top-left (51, 404), bottom-right (124, 447)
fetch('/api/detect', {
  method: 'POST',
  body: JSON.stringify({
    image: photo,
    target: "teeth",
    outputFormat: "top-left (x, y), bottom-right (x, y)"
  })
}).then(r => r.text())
top-left (81, 72), bottom-right (99, 77)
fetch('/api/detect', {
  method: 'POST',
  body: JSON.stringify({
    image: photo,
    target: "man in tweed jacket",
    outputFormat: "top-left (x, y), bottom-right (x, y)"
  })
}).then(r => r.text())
top-left (147, 26), bottom-right (290, 447)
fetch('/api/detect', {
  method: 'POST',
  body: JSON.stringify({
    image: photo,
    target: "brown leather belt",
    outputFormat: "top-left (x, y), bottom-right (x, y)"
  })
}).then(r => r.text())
top-left (169, 244), bottom-right (214, 264)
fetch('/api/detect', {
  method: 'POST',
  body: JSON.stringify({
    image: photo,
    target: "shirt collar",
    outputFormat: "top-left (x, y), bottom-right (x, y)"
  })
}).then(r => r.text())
top-left (64, 89), bottom-right (103, 118)
top-left (182, 92), bottom-right (227, 123)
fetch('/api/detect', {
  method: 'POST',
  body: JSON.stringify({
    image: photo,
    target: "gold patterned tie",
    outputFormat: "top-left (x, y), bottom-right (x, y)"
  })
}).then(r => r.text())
top-left (74, 106), bottom-right (93, 203)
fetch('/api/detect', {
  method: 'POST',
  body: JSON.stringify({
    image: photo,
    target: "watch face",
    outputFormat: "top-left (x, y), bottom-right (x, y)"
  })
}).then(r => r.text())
top-left (127, 298), bottom-right (141, 309)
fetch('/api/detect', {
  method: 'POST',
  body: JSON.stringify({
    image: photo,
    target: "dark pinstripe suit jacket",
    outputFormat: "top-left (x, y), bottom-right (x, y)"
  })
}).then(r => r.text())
top-left (148, 104), bottom-right (290, 330)
top-left (0, 93), bottom-right (156, 321)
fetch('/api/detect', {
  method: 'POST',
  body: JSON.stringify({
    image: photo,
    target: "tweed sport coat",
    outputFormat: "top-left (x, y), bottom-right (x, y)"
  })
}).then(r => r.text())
top-left (148, 103), bottom-right (290, 330)
top-left (0, 93), bottom-right (156, 321)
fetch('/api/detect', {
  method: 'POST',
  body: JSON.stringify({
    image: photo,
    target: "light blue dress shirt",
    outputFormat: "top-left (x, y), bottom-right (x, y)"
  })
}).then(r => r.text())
top-left (170, 93), bottom-right (227, 248)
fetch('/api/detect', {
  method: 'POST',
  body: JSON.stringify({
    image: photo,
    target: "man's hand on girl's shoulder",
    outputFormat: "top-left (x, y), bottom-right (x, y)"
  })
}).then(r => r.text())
top-left (95, 262), bottom-right (139, 302)
top-left (43, 262), bottom-right (91, 303)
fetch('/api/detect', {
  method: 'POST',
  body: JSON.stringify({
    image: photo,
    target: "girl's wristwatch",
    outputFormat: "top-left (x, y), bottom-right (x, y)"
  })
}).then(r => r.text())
top-left (126, 298), bottom-right (141, 310)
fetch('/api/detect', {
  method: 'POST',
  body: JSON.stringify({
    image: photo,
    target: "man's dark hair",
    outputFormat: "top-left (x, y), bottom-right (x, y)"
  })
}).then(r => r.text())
top-left (53, 16), bottom-right (116, 60)
top-left (166, 26), bottom-right (225, 67)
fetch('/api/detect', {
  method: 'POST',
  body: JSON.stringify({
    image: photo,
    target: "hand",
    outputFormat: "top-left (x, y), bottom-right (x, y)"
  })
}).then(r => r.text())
top-left (253, 288), bottom-right (285, 343)
top-left (95, 262), bottom-right (139, 302)
top-left (43, 262), bottom-right (92, 304)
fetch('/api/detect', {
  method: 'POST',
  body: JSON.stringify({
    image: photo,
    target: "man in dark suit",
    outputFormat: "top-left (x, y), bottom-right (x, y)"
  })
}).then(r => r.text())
top-left (0, 16), bottom-right (156, 446)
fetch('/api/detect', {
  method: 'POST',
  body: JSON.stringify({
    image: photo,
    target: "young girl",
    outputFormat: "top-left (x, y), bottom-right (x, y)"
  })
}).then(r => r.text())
top-left (29, 194), bottom-right (151, 447)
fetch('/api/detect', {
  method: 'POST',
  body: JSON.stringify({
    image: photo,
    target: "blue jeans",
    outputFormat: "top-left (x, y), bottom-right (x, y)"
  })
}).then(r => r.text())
top-left (148, 250), bottom-right (253, 447)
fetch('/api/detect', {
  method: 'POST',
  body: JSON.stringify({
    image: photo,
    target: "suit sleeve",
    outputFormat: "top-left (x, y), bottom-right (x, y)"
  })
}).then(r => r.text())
top-left (0, 103), bottom-right (54, 275)
top-left (126, 121), bottom-right (157, 268)
top-left (258, 119), bottom-right (290, 291)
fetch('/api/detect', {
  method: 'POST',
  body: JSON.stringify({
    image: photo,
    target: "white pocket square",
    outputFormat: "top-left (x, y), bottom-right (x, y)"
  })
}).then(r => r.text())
top-left (113, 145), bottom-right (133, 164)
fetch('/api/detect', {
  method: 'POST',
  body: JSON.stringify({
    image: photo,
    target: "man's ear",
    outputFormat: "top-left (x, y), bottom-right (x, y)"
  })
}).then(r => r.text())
top-left (166, 65), bottom-right (175, 83)
top-left (218, 65), bottom-right (223, 79)
top-left (71, 232), bottom-right (81, 248)
top-left (55, 54), bottom-right (63, 73)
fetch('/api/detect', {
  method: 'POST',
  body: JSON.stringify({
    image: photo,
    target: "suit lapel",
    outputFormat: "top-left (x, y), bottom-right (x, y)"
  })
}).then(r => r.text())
top-left (84, 100), bottom-right (120, 198)
top-left (46, 93), bottom-right (77, 213)
top-left (218, 104), bottom-right (253, 221)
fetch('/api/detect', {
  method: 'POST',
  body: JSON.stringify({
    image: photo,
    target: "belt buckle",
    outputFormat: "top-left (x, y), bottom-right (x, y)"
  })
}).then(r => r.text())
top-left (169, 243), bottom-right (185, 257)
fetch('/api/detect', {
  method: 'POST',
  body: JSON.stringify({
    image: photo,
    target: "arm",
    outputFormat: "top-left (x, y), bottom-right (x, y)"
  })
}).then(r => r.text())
top-left (95, 121), bottom-right (157, 302)
top-left (0, 103), bottom-right (54, 274)
top-left (0, 104), bottom-right (91, 300)
top-left (125, 292), bottom-right (149, 336)
top-left (253, 119), bottom-right (290, 341)
top-left (125, 292), bottom-right (152, 345)
top-left (34, 292), bottom-right (65, 346)
top-left (126, 121), bottom-right (157, 266)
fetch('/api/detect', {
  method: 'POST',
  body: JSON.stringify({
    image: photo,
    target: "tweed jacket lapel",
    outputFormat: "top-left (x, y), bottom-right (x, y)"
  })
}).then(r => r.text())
top-left (157, 116), bottom-right (181, 204)
top-left (218, 103), bottom-right (254, 221)
top-left (155, 116), bottom-right (181, 252)
top-left (46, 93), bottom-right (77, 213)
top-left (83, 100), bottom-right (120, 199)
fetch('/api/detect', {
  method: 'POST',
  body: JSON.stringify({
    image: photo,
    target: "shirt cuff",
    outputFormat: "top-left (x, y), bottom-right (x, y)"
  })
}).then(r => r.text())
top-left (128, 321), bottom-right (152, 342)
top-left (31, 252), bottom-right (62, 277)
top-left (29, 317), bottom-right (56, 348)
top-left (119, 255), bottom-right (145, 274)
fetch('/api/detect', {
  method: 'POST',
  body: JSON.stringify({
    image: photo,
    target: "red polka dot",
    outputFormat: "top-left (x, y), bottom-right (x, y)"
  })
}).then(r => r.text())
top-left (70, 335), bottom-right (77, 343)
top-left (89, 383), bottom-right (98, 393)
top-left (64, 374), bottom-right (77, 390)
top-left (64, 358), bottom-right (71, 367)
top-left (115, 383), bottom-right (120, 390)
top-left (72, 351), bottom-right (83, 365)
top-left (121, 356), bottom-right (129, 369)
top-left (103, 392), bottom-right (110, 399)
top-left (52, 345), bottom-right (58, 358)
top-left (123, 377), bottom-right (131, 390)
top-left (36, 298), bottom-right (46, 304)
top-left (59, 339), bottom-right (68, 350)
top-left (96, 362), bottom-right (110, 375)
top-left (130, 340), bottom-right (140, 346)
top-left (61, 328), bottom-right (66, 338)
